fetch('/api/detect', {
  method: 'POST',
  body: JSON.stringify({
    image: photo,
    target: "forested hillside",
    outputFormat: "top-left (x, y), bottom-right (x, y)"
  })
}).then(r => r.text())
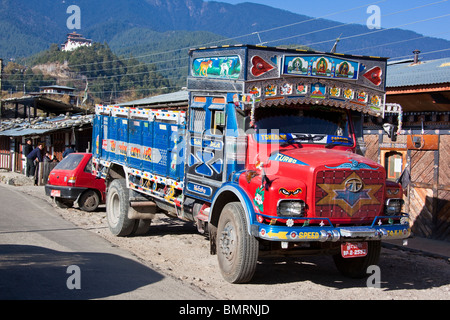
top-left (2, 0), bottom-right (449, 61)
top-left (3, 43), bottom-right (170, 104)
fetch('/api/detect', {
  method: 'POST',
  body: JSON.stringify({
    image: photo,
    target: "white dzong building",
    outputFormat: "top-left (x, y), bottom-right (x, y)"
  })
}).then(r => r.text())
top-left (61, 32), bottom-right (92, 52)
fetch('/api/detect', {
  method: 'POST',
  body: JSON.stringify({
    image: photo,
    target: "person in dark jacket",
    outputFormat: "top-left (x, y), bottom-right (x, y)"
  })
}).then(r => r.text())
top-left (23, 139), bottom-right (34, 177)
top-left (27, 144), bottom-right (43, 177)
top-left (63, 145), bottom-right (75, 158)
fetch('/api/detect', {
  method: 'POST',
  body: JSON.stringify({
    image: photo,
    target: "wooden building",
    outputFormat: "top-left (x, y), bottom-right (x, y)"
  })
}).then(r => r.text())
top-left (363, 55), bottom-right (450, 241)
top-left (0, 94), bottom-right (92, 174)
top-left (0, 115), bottom-right (93, 174)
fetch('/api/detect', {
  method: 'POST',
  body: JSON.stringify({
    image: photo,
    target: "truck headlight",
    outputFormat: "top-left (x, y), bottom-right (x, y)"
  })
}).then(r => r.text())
top-left (277, 200), bottom-right (306, 217)
top-left (385, 198), bottom-right (404, 216)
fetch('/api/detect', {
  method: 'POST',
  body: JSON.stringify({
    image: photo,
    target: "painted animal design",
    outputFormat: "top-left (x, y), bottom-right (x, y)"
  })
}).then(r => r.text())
top-left (220, 60), bottom-right (233, 76)
top-left (279, 188), bottom-right (302, 197)
top-left (199, 60), bottom-right (213, 76)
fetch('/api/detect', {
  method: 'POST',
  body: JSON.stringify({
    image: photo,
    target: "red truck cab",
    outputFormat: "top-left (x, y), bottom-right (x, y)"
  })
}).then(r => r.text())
top-left (45, 153), bottom-right (106, 212)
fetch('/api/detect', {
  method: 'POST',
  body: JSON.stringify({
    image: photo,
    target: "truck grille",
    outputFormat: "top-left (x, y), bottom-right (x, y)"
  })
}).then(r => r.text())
top-left (314, 169), bottom-right (385, 219)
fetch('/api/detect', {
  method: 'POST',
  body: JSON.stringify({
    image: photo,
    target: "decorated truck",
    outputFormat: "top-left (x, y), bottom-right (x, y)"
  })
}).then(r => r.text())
top-left (92, 45), bottom-right (410, 283)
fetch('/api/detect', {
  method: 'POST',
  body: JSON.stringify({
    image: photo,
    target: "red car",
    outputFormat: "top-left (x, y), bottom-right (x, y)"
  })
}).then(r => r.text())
top-left (45, 153), bottom-right (106, 212)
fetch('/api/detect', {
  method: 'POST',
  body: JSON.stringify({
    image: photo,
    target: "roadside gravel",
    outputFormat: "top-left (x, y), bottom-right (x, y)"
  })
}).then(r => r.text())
top-left (2, 171), bottom-right (449, 300)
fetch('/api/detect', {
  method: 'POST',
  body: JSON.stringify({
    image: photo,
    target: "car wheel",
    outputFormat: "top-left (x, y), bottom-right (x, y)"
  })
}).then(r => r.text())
top-left (78, 190), bottom-right (100, 212)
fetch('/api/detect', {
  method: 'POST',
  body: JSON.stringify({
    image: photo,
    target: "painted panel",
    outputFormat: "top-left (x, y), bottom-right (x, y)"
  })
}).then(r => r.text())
top-left (283, 55), bottom-right (360, 80)
top-left (191, 56), bottom-right (241, 79)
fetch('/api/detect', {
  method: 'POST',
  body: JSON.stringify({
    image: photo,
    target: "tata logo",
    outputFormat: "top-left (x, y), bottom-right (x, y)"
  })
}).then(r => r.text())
top-left (345, 177), bottom-right (363, 193)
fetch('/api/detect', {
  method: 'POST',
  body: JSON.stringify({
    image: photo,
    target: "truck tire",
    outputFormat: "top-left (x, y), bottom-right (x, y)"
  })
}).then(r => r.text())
top-left (78, 190), bottom-right (100, 212)
top-left (131, 219), bottom-right (152, 236)
top-left (333, 240), bottom-right (381, 278)
top-left (106, 179), bottom-right (136, 236)
top-left (217, 202), bottom-right (259, 284)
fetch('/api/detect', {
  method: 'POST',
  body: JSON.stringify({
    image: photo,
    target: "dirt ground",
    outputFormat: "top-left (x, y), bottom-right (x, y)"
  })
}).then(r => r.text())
top-left (2, 171), bottom-right (449, 300)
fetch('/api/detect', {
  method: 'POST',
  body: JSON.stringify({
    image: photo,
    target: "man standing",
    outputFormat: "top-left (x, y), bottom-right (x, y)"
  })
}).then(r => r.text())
top-left (23, 139), bottom-right (34, 177)
top-left (27, 144), bottom-right (43, 178)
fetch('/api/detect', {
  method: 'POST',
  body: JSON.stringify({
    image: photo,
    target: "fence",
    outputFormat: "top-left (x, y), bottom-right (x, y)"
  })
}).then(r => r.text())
top-left (34, 161), bottom-right (58, 186)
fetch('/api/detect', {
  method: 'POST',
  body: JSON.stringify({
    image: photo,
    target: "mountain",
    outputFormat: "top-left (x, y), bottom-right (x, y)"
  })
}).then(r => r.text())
top-left (2, 0), bottom-right (450, 61)
top-left (1, 0), bottom-right (450, 62)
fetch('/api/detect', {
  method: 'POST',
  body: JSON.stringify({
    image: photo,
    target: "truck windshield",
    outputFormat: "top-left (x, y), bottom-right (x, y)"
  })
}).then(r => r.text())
top-left (253, 106), bottom-right (353, 146)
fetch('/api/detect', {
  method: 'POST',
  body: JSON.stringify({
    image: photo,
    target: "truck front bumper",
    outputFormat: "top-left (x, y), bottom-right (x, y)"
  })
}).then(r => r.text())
top-left (253, 215), bottom-right (411, 242)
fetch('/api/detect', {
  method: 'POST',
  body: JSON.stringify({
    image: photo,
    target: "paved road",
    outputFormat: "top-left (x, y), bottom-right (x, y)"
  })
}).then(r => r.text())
top-left (0, 184), bottom-right (212, 300)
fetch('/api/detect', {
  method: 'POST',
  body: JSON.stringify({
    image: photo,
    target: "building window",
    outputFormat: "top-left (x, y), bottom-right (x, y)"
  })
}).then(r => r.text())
top-left (383, 150), bottom-right (406, 181)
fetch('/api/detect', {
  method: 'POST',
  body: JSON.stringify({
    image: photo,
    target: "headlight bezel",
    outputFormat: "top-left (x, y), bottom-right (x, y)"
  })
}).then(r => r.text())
top-left (385, 198), bottom-right (404, 216)
top-left (277, 200), bottom-right (306, 217)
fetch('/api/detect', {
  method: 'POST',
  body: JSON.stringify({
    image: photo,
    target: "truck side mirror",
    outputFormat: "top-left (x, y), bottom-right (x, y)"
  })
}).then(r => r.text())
top-left (383, 123), bottom-right (397, 141)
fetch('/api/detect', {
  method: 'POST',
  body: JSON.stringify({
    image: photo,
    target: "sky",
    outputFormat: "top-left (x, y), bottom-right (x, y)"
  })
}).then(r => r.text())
top-left (214, 0), bottom-right (450, 41)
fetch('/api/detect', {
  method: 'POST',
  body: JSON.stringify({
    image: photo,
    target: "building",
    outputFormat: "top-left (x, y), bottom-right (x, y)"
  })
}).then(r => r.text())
top-left (0, 114), bottom-right (94, 175)
top-left (0, 92), bottom-right (92, 176)
top-left (37, 85), bottom-right (78, 105)
top-left (0, 91), bottom-right (188, 175)
top-left (40, 85), bottom-right (75, 95)
top-left (363, 54), bottom-right (450, 241)
top-left (61, 32), bottom-right (92, 52)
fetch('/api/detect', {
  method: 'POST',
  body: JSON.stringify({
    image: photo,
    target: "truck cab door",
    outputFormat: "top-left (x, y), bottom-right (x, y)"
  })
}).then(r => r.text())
top-left (185, 96), bottom-right (225, 201)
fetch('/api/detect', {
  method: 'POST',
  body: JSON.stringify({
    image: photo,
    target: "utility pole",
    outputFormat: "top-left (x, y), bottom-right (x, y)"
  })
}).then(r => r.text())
top-left (0, 58), bottom-right (3, 118)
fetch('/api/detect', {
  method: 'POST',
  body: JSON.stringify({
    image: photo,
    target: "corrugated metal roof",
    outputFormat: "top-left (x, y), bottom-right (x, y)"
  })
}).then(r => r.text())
top-left (0, 115), bottom-right (93, 137)
top-left (387, 57), bottom-right (450, 88)
top-left (0, 127), bottom-right (52, 137)
top-left (118, 90), bottom-right (188, 107)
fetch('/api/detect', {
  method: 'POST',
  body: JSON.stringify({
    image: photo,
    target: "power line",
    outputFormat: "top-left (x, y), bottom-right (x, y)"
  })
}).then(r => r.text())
top-left (345, 30), bottom-right (450, 54)
top-left (266, 0), bottom-right (449, 46)
top-left (60, 6), bottom-right (450, 84)
top-left (18, 0), bottom-right (389, 72)
top-left (4, 0), bottom-right (446, 78)
top-left (88, 85), bottom-right (183, 96)
top-left (389, 47), bottom-right (450, 60)
top-left (3, 0), bottom-right (449, 87)
top-left (299, 13), bottom-right (450, 49)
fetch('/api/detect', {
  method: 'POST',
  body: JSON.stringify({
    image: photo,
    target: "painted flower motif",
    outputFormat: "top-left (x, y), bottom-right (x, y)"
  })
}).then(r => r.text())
top-left (286, 219), bottom-right (294, 227)
top-left (253, 186), bottom-right (265, 213)
top-left (254, 193), bottom-right (263, 206)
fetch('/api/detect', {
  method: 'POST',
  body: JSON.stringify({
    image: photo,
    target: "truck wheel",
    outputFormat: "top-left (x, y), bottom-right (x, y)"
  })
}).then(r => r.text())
top-left (78, 190), bottom-right (100, 212)
top-left (217, 202), bottom-right (259, 284)
top-left (131, 219), bottom-right (152, 236)
top-left (333, 240), bottom-right (381, 278)
top-left (106, 179), bottom-right (136, 236)
top-left (54, 197), bottom-right (73, 209)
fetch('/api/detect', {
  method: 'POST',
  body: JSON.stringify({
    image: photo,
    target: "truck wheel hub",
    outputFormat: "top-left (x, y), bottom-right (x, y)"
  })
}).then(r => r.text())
top-left (219, 223), bottom-right (236, 260)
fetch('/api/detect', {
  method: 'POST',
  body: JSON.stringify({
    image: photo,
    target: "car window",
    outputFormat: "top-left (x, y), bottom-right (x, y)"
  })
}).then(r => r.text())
top-left (84, 157), bottom-right (92, 173)
top-left (54, 154), bottom-right (84, 171)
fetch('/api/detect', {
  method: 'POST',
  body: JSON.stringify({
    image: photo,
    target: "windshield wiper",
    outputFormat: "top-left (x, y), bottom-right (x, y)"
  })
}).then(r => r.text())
top-left (281, 133), bottom-right (327, 147)
top-left (295, 134), bottom-right (326, 142)
top-left (279, 132), bottom-right (302, 147)
top-left (281, 138), bottom-right (303, 147)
